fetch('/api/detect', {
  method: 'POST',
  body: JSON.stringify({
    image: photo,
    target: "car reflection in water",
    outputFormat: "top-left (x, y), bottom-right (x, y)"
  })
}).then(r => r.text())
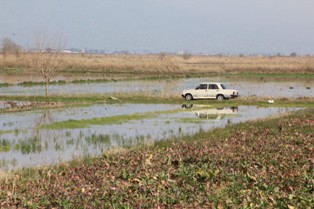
top-left (182, 104), bottom-right (238, 120)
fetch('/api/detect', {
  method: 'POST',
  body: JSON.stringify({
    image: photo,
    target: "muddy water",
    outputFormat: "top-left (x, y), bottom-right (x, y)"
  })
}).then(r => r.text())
top-left (0, 76), bottom-right (313, 98)
top-left (0, 103), bottom-right (301, 170)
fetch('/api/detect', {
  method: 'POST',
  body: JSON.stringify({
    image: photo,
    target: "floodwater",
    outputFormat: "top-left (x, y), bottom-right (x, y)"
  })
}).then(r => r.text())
top-left (0, 103), bottom-right (301, 170)
top-left (0, 76), bottom-right (313, 98)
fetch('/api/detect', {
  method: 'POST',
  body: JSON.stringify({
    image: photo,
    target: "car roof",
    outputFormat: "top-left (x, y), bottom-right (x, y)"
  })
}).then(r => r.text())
top-left (200, 82), bottom-right (222, 85)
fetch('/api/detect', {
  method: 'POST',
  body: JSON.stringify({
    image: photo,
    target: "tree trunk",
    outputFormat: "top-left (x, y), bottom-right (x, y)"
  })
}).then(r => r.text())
top-left (45, 81), bottom-right (49, 97)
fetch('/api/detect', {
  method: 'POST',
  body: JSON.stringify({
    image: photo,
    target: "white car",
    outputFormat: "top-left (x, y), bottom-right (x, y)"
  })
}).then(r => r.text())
top-left (182, 82), bottom-right (239, 101)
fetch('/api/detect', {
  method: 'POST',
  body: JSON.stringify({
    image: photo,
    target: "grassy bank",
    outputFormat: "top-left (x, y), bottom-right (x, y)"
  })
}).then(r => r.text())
top-left (1, 73), bottom-right (314, 87)
top-left (0, 108), bottom-right (313, 208)
top-left (0, 95), bottom-right (313, 114)
top-left (1, 94), bottom-right (313, 105)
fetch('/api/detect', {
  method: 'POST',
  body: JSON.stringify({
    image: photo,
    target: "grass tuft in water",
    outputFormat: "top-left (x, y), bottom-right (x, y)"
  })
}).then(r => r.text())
top-left (0, 139), bottom-right (11, 152)
top-left (40, 113), bottom-right (154, 129)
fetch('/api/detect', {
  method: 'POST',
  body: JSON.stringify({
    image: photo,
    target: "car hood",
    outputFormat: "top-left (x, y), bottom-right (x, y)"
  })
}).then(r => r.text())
top-left (182, 89), bottom-right (195, 93)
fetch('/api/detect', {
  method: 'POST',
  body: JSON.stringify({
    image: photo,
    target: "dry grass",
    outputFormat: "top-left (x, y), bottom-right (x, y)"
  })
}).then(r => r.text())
top-left (1, 53), bottom-right (314, 75)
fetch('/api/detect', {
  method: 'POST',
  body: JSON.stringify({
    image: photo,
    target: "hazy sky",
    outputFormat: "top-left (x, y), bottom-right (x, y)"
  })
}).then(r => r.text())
top-left (1, 0), bottom-right (314, 54)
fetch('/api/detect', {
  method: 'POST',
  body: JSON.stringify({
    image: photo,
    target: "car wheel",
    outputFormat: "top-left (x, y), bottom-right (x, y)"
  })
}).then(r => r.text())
top-left (216, 95), bottom-right (224, 100)
top-left (185, 94), bottom-right (193, 101)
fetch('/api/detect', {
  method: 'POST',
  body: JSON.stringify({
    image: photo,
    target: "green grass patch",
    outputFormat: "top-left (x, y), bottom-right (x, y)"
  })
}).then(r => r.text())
top-left (177, 118), bottom-right (204, 124)
top-left (0, 83), bottom-right (10, 88)
top-left (0, 79), bottom-right (114, 88)
top-left (0, 94), bottom-right (313, 107)
top-left (0, 130), bottom-right (13, 135)
top-left (0, 139), bottom-right (11, 152)
top-left (40, 113), bottom-right (156, 129)
top-left (40, 108), bottom-right (184, 129)
top-left (19, 79), bottom-right (117, 86)
top-left (20, 80), bottom-right (66, 86)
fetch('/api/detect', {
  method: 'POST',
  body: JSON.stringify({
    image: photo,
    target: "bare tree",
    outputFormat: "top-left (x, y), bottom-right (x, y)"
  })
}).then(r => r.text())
top-left (31, 35), bottom-right (66, 97)
top-left (2, 38), bottom-right (22, 59)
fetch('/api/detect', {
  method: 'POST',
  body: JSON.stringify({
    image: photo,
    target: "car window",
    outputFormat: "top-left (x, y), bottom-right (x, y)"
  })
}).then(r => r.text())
top-left (198, 84), bottom-right (208, 89)
top-left (209, 84), bottom-right (218, 89)
top-left (221, 84), bottom-right (226, 89)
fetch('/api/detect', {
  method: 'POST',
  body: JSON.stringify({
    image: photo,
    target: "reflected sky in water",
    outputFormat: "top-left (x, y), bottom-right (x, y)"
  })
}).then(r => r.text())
top-left (0, 103), bottom-right (301, 170)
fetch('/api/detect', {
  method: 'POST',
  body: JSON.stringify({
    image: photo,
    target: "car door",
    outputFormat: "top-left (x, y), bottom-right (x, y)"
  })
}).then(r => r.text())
top-left (194, 84), bottom-right (208, 98)
top-left (207, 84), bottom-right (219, 98)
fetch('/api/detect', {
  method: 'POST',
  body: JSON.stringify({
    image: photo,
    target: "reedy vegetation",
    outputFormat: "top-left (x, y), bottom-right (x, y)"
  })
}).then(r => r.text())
top-left (0, 109), bottom-right (313, 208)
top-left (1, 53), bottom-right (314, 75)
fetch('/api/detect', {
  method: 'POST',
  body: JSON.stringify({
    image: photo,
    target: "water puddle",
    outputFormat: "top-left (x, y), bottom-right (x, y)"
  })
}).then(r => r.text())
top-left (0, 103), bottom-right (302, 170)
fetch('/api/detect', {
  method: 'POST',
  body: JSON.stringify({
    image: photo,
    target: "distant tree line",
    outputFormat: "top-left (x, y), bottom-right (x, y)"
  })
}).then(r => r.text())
top-left (1, 37), bottom-right (22, 59)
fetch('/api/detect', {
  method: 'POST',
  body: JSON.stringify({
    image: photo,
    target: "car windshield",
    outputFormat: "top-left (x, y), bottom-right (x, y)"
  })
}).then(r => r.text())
top-left (221, 84), bottom-right (227, 89)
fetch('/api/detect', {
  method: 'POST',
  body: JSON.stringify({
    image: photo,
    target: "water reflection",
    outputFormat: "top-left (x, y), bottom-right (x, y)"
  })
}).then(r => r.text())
top-left (182, 104), bottom-right (238, 120)
top-left (0, 104), bottom-right (301, 170)
top-left (194, 107), bottom-right (238, 120)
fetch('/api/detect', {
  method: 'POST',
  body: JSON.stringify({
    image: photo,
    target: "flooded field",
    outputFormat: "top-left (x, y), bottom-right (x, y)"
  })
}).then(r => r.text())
top-left (0, 75), bottom-right (313, 98)
top-left (0, 74), bottom-right (311, 170)
top-left (0, 103), bottom-right (301, 170)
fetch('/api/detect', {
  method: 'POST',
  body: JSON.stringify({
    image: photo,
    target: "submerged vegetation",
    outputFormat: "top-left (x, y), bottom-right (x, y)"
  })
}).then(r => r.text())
top-left (40, 108), bottom-right (194, 129)
top-left (0, 108), bottom-right (313, 208)
top-left (40, 113), bottom-right (156, 129)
